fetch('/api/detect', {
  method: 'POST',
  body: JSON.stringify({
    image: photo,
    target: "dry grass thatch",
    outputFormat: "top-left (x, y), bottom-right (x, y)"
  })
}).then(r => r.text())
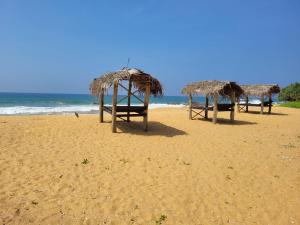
top-left (241, 84), bottom-right (280, 96)
top-left (90, 68), bottom-right (163, 97)
top-left (182, 80), bottom-right (244, 98)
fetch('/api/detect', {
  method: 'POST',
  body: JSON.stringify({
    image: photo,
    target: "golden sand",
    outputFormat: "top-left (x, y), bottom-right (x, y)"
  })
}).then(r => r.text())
top-left (0, 107), bottom-right (300, 225)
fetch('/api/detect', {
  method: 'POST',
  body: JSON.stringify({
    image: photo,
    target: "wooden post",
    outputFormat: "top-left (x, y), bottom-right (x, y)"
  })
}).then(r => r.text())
top-left (112, 80), bottom-right (118, 133)
top-left (143, 82), bottom-right (151, 131)
top-left (268, 94), bottom-right (272, 114)
top-left (230, 92), bottom-right (235, 122)
top-left (213, 94), bottom-right (218, 124)
top-left (245, 96), bottom-right (249, 112)
top-left (99, 89), bottom-right (104, 123)
top-left (260, 94), bottom-right (264, 114)
top-left (236, 96), bottom-right (240, 113)
top-left (188, 94), bottom-right (192, 120)
top-left (127, 79), bottom-right (132, 122)
top-left (205, 95), bottom-right (209, 119)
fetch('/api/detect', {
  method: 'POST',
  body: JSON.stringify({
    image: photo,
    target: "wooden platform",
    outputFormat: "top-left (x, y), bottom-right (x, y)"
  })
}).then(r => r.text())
top-left (192, 103), bottom-right (235, 111)
top-left (238, 100), bottom-right (273, 114)
top-left (103, 106), bottom-right (146, 118)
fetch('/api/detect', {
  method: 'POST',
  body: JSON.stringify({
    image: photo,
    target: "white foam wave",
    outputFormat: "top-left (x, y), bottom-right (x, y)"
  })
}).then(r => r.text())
top-left (0, 105), bottom-right (98, 115)
top-left (0, 104), bottom-right (185, 115)
top-left (239, 99), bottom-right (278, 104)
top-left (148, 103), bottom-right (185, 109)
top-left (249, 99), bottom-right (262, 104)
top-left (239, 99), bottom-right (262, 104)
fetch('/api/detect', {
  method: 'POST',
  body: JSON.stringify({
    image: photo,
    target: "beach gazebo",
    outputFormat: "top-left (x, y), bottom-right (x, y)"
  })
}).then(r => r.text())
top-left (182, 80), bottom-right (243, 123)
top-left (238, 84), bottom-right (280, 114)
top-left (90, 68), bottom-right (163, 132)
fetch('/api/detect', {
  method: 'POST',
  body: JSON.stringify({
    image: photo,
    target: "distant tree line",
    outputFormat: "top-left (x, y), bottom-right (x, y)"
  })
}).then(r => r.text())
top-left (278, 82), bottom-right (300, 101)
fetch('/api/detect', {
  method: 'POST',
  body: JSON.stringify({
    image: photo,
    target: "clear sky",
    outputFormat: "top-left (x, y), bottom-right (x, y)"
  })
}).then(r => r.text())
top-left (0, 0), bottom-right (299, 95)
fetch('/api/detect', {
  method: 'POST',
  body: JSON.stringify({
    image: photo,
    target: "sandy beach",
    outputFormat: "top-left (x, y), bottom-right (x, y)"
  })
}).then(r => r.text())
top-left (0, 106), bottom-right (299, 225)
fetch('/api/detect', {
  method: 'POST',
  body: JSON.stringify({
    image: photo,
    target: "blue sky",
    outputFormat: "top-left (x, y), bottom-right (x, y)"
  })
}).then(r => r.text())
top-left (0, 0), bottom-right (299, 95)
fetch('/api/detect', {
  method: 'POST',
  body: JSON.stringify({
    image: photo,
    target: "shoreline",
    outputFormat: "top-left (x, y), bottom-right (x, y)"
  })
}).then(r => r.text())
top-left (0, 102), bottom-right (286, 116)
top-left (0, 101), bottom-right (285, 116)
top-left (0, 103), bottom-right (186, 116)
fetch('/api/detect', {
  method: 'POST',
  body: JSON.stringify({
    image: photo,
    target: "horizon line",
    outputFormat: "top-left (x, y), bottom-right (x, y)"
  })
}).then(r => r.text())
top-left (0, 91), bottom-right (185, 97)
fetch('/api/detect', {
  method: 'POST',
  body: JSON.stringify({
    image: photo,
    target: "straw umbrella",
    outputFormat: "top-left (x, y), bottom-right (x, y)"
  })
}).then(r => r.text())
top-left (182, 80), bottom-right (244, 123)
top-left (239, 84), bottom-right (280, 114)
top-left (90, 68), bottom-right (163, 132)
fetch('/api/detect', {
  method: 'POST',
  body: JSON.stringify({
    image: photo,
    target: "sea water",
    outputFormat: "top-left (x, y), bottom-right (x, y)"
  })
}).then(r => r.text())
top-left (0, 92), bottom-right (188, 115)
top-left (0, 92), bottom-right (278, 115)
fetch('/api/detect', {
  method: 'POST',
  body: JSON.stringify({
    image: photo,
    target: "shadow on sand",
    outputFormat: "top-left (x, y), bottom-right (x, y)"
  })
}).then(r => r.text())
top-left (116, 121), bottom-right (187, 137)
top-left (195, 117), bottom-right (257, 125)
top-left (239, 111), bottom-right (288, 116)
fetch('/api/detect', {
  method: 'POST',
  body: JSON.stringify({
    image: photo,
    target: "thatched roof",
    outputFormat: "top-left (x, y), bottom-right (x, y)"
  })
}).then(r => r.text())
top-left (182, 80), bottom-right (244, 98)
top-left (241, 84), bottom-right (280, 96)
top-left (90, 68), bottom-right (163, 97)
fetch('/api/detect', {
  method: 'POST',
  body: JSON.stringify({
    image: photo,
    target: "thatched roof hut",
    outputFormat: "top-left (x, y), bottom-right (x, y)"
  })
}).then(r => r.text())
top-left (90, 68), bottom-right (163, 97)
top-left (182, 80), bottom-right (244, 98)
top-left (238, 84), bottom-right (280, 114)
top-left (182, 80), bottom-right (243, 123)
top-left (90, 68), bottom-right (163, 133)
top-left (240, 84), bottom-right (280, 96)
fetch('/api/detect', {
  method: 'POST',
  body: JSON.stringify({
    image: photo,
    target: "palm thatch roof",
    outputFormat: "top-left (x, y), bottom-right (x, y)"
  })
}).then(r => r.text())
top-left (241, 84), bottom-right (280, 96)
top-left (90, 68), bottom-right (163, 97)
top-left (182, 80), bottom-right (244, 98)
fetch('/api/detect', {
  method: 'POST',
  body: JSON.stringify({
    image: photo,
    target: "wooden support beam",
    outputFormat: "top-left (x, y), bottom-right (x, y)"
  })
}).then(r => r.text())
top-left (260, 94), bottom-right (264, 114)
top-left (99, 89), bottom-right (104, 123)
top-left (192, 109), bottom-right (205, 119)
top-left (230, 92), bottom-right (235, 122)
top-left (117, 95), bottom-right (129, 104)
top-left (117, 82), bottom-right (129, 91)
top-left (213, 94), bottom-right (218, 124)
top-left (205, 95), bottom-right (209, 119)
top-left (143, 82), bottom-right (151, 131)
top-left (260, 95), bottom-right (264, 114)
top-left (268, 94), bottom-right (272, 114)
top-left (127, 79), bottom-right (132, 122)
top-left (246, 96), bottom-right (249, 112)
top-left (112, 80), bottom-right (118, 133)
top-left (118, 82), bottom-right (144, 103)
top-left (116, 113), bottom-right (146, 117)
top-left (188, 94), bottom-right (192, 120)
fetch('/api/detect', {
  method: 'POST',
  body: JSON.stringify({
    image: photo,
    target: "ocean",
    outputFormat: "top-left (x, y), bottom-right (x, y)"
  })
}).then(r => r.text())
top-left (0, 92), bottom-right (278, 115)
top-left (0, 92), bottom-right (189, 115)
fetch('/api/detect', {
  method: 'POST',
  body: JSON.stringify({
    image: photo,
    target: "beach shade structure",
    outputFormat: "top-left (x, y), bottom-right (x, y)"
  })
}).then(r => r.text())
top-left (182, 80), bottom-right (244, 123)
top-left (238, 84), bottom-right (280, 114)
top-left (90, 68), bottom-right (163, 133)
